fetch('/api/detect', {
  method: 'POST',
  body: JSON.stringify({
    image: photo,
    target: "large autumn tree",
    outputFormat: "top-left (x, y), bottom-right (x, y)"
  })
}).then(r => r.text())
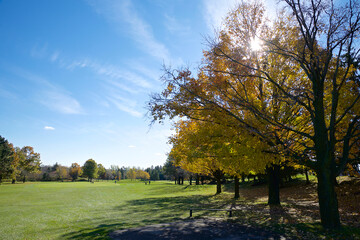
top-left (149, 0), bottom-right (360, 228)
top-left (150, 1), bottom-right (297, 204)
top-left (214, 0), bottom-right (360, 228)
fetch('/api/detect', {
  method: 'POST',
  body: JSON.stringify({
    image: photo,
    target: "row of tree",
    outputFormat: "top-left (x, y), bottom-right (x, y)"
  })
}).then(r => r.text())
top-left (0, 136), bottom-right (41, 183)
top-left (0, 135), bottom-right (170, 183)
top-left (148, 0), bottom-right (360, 229)
top-left (65, 161), bottom-right (164, 182)
top-left (0, 147), bottom-right (167, 182)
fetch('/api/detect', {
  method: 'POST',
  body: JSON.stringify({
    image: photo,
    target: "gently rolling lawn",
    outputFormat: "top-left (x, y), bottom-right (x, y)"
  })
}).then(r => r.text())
top-left (0, 181), bottom-right (216, 240)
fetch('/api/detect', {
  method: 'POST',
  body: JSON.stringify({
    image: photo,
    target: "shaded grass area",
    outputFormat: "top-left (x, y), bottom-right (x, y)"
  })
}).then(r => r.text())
top-left (1, 177), bottom-right (359, 239)
top-left (223, 176), bottom-right (360, 239)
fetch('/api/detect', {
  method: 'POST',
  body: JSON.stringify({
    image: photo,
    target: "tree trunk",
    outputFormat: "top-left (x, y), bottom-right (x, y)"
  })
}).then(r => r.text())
top-left (305, 170), bottom-right (310, 184)
top-left (313, 109), bottom-right (341, 228)
top-left (216, 178), bottom-right (221, 194)
top-left (279, 175), bottom-right (284, 188)
top-left (189, 176), bottom-right (192, 185)
top-left (267, 165), bottom-right (280, 205)
top-left (317, 167), bottom-right (340, 228)
top-left (201, 176), bottom-right (204, 185)
top-left (181, 177), bottom-right (184, 185)
top-left (177, 177), bottom-right (181, 185)
top-left (214, 170), bottom-right (222, 194)
top-left (241, 175), bottom-right (245, 183)
top-left (234, 176), bottom-right (240, 199)
top-left (196, 174), bottom-right (199, 185)
top-left (23, 175), bottom-right (26, 183)
top-left (174, 178), bottom-right (177, 184)
top-left (12, 179), bottom-right (16, 184)
top-left (310, 69), bottom-right (342, 228)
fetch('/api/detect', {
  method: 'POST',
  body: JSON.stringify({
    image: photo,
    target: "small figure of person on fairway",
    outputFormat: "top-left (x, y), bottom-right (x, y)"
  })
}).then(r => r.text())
top-left (115, 180), bottom-right (116, 184)
top-left (149, 180), bottom-right (151, 185)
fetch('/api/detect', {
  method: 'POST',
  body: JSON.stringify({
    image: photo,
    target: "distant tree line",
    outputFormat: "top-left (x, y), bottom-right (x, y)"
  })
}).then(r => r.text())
top-left (0, 140), bottom-right (170, 183)
top-left (38, 162), bottom-right (168, 182)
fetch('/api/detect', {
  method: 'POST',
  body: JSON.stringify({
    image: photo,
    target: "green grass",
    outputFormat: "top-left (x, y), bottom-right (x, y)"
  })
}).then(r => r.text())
top-left (0, 181), bottom-right (218, 240)
top-left (1, 177), bottom-right (359, 240)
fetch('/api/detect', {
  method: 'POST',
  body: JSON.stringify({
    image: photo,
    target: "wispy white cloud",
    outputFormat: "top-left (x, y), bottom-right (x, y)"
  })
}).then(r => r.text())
top-left (88, 0), bottom-right (170, 62)
top-left (105, 79), bottom-right (139, 94)
top-left (164, 14), bottom-right (191, 35)
top-left (67, 58), bottom-right (152, 90)
top-left (125, 61), bottom-right (160, 83)
top-left (109, 94), bottom-right (137, 107)
top-left (90, 92), bottom-right (111, 109)
top-left (44, 126), bottom-right (55, 130)
top-left (106, 95), bottom-right (142, 118)
top-left (40, 90), bottom-right (83, 114)
top-left (30, 43), bottom-right (62, 64)
top-left (99, 78), bottom-right (145, 117)
top-left (11, 67), bottom-right (84, 115)
top-left (0, 85), bottom-right (17, 100)
top-left (39, 50), bottom-right (149, 117)
top-left (120, 70), bottom-right (152, 89)
top-left (30, 43), bottom-right (48, 59)
top-left (202, 0), bottom-right (240, 31)
top-left (50, 51), bottom-right (60, 62)
top-left (128, 145), bottom-right (136, 148)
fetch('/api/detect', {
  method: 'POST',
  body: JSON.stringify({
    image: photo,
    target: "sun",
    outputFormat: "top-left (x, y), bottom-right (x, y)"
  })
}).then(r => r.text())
top-left (250, 37), bottom-right (262, 51)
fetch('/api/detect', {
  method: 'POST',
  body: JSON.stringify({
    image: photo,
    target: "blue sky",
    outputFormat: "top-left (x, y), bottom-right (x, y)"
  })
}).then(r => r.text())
top-left (0, 0), bottom-right (277, 168)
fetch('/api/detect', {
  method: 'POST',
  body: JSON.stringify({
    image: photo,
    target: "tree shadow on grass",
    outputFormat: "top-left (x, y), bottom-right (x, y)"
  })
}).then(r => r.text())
top-left (223, 180), bottom-right (321, 223)
top-left (60, 185), bottom-right (335, 240)
top-left (115, 194), bottom-right (234, 220)
top-left (269, 205), bottom-right (297, 224)
top-left (61, 221), bottom-right (126, 240)
top-left (224, 180), bottom-right (317, 202)
top-left (60, 194), bottom-right (231, 240)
